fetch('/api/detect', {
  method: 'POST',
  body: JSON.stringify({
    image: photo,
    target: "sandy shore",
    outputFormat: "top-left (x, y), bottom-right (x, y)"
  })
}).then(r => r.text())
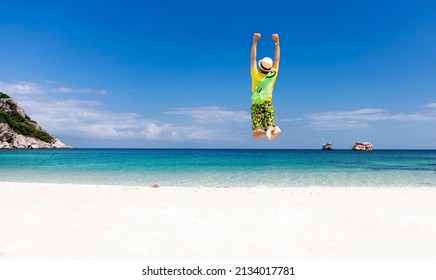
top-left (0, 182), bottom-right (435, 259)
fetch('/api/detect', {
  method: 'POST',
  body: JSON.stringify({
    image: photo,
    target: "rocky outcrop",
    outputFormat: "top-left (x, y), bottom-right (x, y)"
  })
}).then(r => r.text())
top-left (0, 93), bottom-right (72, 149)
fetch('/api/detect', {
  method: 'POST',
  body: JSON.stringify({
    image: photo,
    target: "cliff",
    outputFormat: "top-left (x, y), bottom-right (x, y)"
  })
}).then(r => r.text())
top-left (0, 92), bottom-right (71, 149)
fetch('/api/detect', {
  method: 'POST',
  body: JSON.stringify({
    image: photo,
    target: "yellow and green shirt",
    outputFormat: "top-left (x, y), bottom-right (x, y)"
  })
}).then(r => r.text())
top-left (251, 67), bottom-right (279, 103)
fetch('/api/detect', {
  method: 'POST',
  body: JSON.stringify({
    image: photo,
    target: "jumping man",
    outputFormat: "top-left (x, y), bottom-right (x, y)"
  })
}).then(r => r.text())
top-left (250, 33), bottom-right (281, 140)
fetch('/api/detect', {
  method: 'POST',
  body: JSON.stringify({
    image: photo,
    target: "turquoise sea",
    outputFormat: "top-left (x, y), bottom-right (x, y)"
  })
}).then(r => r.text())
top-left (0, 149), bottom-right (435, 187)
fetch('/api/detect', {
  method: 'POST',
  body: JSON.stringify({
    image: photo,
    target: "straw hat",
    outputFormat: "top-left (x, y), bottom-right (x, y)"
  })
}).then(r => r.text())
top-left (258, 57), bottom-right (273, 72)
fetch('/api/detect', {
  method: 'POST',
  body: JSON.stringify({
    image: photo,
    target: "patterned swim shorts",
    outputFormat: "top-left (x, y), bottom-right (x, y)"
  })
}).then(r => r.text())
top-left (250, 101), bottom-right (275, 131)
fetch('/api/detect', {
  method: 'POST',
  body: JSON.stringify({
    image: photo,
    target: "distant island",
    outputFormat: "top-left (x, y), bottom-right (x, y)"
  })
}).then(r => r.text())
top-left (0, 92), bottom-right (71, 149)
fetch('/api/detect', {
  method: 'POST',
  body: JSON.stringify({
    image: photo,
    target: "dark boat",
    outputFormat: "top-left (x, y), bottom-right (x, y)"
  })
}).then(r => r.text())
top-left (322, 143), bottom-right (333, 150)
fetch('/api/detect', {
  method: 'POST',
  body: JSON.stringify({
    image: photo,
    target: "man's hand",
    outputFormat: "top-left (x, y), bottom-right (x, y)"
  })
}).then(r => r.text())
top-left (272, 33), bottom-right (279, 42)
top-left (253, 33), bottom-right (261, 42)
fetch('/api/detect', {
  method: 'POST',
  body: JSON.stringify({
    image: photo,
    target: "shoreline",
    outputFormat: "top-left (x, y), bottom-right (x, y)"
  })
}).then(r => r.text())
top-left (1, 182), bottom-right (436, 259)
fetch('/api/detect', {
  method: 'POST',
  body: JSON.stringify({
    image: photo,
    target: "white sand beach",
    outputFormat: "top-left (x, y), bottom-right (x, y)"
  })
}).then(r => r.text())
top-left (1, 182), bottom-right (436, 259)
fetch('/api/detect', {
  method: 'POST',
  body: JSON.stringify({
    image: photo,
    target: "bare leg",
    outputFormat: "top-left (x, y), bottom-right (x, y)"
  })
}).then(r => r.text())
top-left (270, 126), bottom-right (281, 140)
top-left (253, 129), bottom-right (266, 140)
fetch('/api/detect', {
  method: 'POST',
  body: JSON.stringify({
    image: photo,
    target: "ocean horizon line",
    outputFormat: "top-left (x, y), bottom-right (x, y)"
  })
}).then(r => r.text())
top-left (5, 147), bottom-right (431, 151)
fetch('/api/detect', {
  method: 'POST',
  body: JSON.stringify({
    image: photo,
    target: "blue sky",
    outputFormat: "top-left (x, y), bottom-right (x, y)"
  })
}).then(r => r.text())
top-left (1, 0), bottom-right (435, 149)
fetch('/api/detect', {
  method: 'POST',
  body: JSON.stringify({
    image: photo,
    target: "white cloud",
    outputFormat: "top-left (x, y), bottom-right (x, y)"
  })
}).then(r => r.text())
top-left (280, 117), bottom-right (302, 122)
top-left (165, 106), bottom-right (250, 123)
top-left (15, 96), bottom-right (244, 142)
top-left (306, 107), bottom-right (436, 130)
top-left (54, 86), bottom-right (107, 95)
top-left (19, 97), bottom-right (181, 139)
top-left (2, 80), bottom-right (250, 143)
top-left (0, 81), bottom-right (46, 94)
top-left (424, 103), bottom-right (436, 109)
top-left (0, 81), bottom-right (107, 95)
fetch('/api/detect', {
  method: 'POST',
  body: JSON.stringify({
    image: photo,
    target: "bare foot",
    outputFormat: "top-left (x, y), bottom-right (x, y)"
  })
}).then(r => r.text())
top-left (253, 129), bottom-right (266, 140)
top-left (266, 126), bottom-right (274, 140)
top-left (270, 126), bottom-right (281, 140)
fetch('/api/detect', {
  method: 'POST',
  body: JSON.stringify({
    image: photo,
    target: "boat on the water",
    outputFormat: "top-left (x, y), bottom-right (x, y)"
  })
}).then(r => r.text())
top-left (352, 142), bottom-right (373, 151)
top-left (322, 143), bottom-right (333, 150)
